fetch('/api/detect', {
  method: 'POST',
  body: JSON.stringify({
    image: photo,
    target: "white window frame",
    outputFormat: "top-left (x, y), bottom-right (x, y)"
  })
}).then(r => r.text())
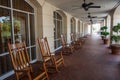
top-left (0, 0), bottom-right (36, 79)
top-left (54, 12), bottom-right (62, 49)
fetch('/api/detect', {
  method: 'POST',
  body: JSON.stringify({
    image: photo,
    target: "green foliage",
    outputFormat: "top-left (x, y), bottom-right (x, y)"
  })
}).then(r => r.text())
top-left (14, 19), bottom-right (20, 33)
top-left (111, 35), bottom-right (120, 42)
top-left (112, 23), bottom-right (120, 33)
top-left (111, 23), bottom-right (120, 43)
top-left (102, 32), bottom-right (109, 36)
top-left (1, 19), bottom-right (11, 37)
top-left (100, 27), bottom-right (104, 30)
top-left (100, 32), bottom-right (104, 35)
top-left (100, 26), bottom-right (109, 37)
top-left (112, 26), bottom-right (118, 33)
top-left (2, 20), bottom-right (10, 31)
top-left (100, 26), bottom-right (108, 31)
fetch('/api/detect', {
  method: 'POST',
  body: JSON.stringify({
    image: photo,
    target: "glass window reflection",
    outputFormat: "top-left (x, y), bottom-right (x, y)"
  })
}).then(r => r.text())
top-left (0, 8), bottom-right (11, 53)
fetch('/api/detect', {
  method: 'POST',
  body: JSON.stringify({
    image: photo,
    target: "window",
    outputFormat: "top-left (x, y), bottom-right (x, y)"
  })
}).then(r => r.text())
top-left (71, 18), bottom-right (76, 33)
top-left (0, 0), bottom-right (36, 77)
top-left (78, 21), bottom-right (80, 33)
top-left (0, 0), bottom-right (10, 7)
top-left (54, 12), bottom-right (62, 49)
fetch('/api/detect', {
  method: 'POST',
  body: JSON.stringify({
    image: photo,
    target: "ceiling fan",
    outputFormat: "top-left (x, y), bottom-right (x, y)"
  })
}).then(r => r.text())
top-left (90, 18), bottom-right (93, 24)
top-left (87, 13), bottom-right (97, 18)
top-left (81, 13), bottom-right (97, 19)
top-left (82, 0), bottom-right (101, 11)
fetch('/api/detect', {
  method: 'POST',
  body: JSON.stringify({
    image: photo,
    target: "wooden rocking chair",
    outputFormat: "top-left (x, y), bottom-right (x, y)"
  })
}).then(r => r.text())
top-left (60, 34), bottom-right (74, 54)
top-left (38, 37), bottom-right (65, 72)
top-left (8, 42), bottom-right (49, 80)
top-left (70, 33), bottom-right (82, 49)
top-left (76, 32), bottom-right (85, 45)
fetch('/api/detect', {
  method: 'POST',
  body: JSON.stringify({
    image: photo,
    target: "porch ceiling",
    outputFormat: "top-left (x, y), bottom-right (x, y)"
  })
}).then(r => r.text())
top-left (46, 0), bottom-right (120, 23)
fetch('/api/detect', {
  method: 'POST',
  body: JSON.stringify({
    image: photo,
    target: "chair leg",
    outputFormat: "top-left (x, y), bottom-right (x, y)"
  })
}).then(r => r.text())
top-left (62, 59), bottom-right (65, 67)
top-left (52, 57), bottom-right (59, 72)
top-left (30, 65), bottom-right (33, 72)
top-left (61, 54), bottom-right (65, 67)
top-left (43, 63), bottom-right (49, 80)
top-left (27, 71), bottom-right (32, 80)
top-left (55, 64), bottom-right (59, 72)
top-left (16, 73), bottom-right (19, 80)
top-left (71, 47), bottom-right (73, 53)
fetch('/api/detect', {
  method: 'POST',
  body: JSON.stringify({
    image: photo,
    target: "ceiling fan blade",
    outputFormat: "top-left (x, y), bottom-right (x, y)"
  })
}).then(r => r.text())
top-left (89, 6), bottom-right (101, 8)
top-left (87, 2), bottom-right (94, 6)
top-left (91, 16), bottom-right (97, 18)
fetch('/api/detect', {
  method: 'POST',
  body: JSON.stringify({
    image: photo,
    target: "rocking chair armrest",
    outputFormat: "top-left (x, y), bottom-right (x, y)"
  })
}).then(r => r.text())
top-left (43, 55), bottom-right (51, 57)
top-left (50, 51), bottom-right (63, 61)
top-left (50, 52), bottom-right (55, 56)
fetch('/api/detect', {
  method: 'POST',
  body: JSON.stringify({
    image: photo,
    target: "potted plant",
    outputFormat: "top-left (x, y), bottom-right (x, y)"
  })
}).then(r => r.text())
top-left (100, 26), bottom-right (105, 40)
top-left (100, 32), bottom-right (105, 40)
top-left (100, 26), bottom-right (109, 44)
top-left (111, 23), bottom-right (120, 54)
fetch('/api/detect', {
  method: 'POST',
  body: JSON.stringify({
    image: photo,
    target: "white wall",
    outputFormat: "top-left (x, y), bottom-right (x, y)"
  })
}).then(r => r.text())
top-left (66, 14), bottom-right (72, 43)
top-left (42, 2), bottom-right (57, 51)
top-left (84, 23), bottom-right (89, 35)
top-left (106, 15), bottom-right (111, 33)
top-left (76, 19), bottom-right (79, 33)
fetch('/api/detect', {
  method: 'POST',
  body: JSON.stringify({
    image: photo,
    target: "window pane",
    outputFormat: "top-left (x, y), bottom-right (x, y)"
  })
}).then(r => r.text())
top-left (0, 8), bottom-right (11, 53)
top-left (13, 0), bottom-right (34, 13)
top-left (71, 19), bottom-right (75, 33)
top-left (54, 39), bottom-right (61, 49)
top-left (31, 47), bottom-right (36, 60)
top-left (0, 0), bottom-right (10, 7)
top-left (54, 12), bottom-right (62, 49)
top-left (0, 55), bottom-right (12, 76)
top-left (71, 22), bottom-right (73, 33)
top-left (13, 11), bottom-right (29, 46)
top-left (58, 39), bottom-right (61, 47)
top-left (54, 40), bottom-right (57, 49)
top-left (27, 48), bottom-right (30, 59)
top-left (30, 14), bottom-right (35, 45)
top-left (54, 20), bottom-right (57, 39)
top-left (57, 20), bottom-right (61, 38)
